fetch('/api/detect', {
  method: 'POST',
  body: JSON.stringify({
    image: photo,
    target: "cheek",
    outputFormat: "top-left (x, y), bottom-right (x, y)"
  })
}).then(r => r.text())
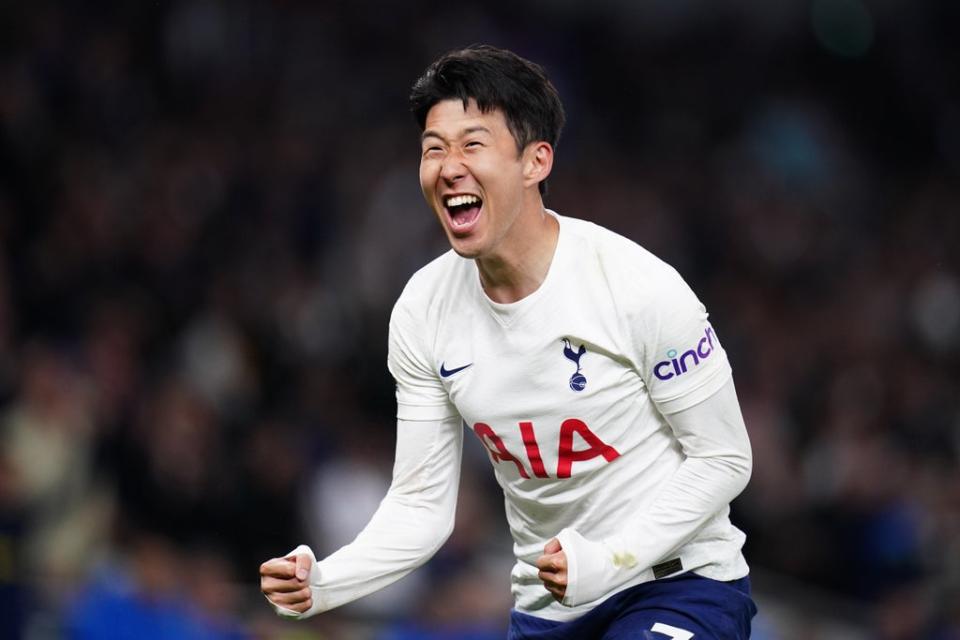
top-left (418, 165), bottom-right (434, 197)
top-left (478, 154), bottom-right (520, 190)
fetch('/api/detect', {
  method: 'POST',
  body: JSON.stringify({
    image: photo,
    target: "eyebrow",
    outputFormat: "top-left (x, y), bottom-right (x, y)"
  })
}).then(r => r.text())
top-left (420, 125), bottom-right (493, 144)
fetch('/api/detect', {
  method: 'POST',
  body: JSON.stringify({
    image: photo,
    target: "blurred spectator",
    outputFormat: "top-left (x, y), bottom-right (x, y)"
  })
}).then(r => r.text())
top-left (0, 342), bottom-right (113, 603)
top-left (64, 531), bottom-right (248, 640)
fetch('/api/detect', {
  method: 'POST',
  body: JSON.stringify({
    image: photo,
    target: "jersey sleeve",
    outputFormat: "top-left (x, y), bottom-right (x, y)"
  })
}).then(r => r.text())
top-left (388, 293), bottom-right (458, 422)
top-left (268, 415), bottom-right (464, 618)
top-left (632, 268), bottom-right (732, 415)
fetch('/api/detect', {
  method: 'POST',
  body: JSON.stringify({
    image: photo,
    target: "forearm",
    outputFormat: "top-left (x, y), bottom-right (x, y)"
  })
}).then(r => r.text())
top-left (308, 486), bottom-right (455, 610)
top-left (558, 379), bottom-right (752, 606)
top-left (275, 416), bottom-right (463, 618)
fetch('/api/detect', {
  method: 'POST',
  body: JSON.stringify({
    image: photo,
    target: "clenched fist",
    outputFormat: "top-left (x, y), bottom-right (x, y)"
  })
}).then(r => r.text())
top-left (260, 553), bottom-right (314, 615)
top-left (536, 537), bottom-right (568, 602)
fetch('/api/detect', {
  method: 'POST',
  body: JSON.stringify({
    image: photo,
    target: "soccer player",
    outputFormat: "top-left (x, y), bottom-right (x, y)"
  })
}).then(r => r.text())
top-left (260, 45), bottom-right (757, 638)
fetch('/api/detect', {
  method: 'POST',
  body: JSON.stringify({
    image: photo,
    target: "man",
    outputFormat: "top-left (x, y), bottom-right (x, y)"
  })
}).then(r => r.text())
top-left (261, 45), bottom-right (757, 639)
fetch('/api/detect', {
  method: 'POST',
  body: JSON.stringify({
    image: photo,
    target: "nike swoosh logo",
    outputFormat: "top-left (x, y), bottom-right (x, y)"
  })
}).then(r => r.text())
top-left (439, 362), bottom-right (473, 378)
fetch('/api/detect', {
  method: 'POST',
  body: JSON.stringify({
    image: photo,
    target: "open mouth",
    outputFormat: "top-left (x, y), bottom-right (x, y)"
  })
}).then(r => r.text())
top-left (443, 194), bottom-right (483, 232)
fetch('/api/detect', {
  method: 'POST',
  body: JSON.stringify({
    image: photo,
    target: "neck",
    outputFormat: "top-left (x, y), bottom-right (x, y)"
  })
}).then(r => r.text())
top-left (477, 207), bottom-right (560, 304)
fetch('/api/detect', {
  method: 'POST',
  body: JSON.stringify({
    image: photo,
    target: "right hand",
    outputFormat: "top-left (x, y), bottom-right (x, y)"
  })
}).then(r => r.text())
top-left (260, 553), bottom-right (314, 614)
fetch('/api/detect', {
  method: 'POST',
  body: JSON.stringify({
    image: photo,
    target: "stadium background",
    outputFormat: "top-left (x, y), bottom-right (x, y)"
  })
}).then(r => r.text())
top-left (1, 0), bottom-right (958, 638)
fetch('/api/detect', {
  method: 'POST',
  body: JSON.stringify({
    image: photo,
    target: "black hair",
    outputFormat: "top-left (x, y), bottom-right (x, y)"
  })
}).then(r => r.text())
top-left (410, 45), bottom-right (565, 195)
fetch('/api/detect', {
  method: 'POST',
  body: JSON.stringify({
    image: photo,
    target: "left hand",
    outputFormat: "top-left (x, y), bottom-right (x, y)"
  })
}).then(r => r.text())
top-left (536, 537), bottom-right (567, 601)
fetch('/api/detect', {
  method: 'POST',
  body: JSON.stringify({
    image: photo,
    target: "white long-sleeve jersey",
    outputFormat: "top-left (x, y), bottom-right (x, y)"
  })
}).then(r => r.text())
top-left (275, 213), bottom-right (751, 622)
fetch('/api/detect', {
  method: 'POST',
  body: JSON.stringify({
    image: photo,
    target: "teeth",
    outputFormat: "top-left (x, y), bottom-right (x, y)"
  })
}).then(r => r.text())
top-left (445, 194), bottom-right (480, 208)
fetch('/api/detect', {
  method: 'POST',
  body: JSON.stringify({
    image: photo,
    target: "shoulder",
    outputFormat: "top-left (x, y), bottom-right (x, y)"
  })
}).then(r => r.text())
top-left (391, 249), bottom-right (471, 329)
top-left (558, 213), bottom-right (689, 303)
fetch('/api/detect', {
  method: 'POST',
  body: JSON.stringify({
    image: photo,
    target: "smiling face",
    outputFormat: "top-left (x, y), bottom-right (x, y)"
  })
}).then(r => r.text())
top-left (419, 98), bottom-right (548, 260)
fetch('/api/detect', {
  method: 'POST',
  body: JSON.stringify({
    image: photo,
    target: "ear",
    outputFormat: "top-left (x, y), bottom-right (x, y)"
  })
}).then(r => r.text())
top-left (522, 142), bottom-right (554, 189)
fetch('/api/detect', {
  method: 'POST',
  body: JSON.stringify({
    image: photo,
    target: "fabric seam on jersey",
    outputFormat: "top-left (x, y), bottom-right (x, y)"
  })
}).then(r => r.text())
top-left (654, 362), bottom-right (732, 415)
top-left (590, 222), bottom-right (643, 381)
top-left (392, 294), bottom-right (458, 421)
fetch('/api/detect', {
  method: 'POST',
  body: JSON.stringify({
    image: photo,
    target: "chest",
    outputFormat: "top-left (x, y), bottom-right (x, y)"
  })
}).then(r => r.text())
top-left (434, 300), bottom-right (647, 478)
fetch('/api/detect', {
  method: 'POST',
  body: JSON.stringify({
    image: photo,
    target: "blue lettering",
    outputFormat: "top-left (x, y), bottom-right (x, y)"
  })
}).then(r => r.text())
top-left (697, 336), bottom-right (712, 359)
top-left (654, 361), bottom-right (674, 380)
top-left (654, 327), bottom-right (719, 382)
top-left (679, 349), bottom-right (699, 373)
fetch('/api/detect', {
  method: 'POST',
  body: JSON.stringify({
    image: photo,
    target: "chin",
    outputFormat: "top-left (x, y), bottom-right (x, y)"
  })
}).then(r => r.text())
top-left (449, 243), bottom-right (482, 259)
top-left (446, 234), bottom-right (484, 259)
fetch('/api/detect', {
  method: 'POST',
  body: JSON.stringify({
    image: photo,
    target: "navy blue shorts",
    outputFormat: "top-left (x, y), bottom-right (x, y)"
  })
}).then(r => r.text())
top-left (508, 573), bottom-right (756, 639)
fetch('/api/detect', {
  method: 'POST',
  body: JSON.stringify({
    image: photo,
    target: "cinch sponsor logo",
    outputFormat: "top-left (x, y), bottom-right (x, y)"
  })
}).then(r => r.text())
top-left (654, 327), bottom-right (717, 381)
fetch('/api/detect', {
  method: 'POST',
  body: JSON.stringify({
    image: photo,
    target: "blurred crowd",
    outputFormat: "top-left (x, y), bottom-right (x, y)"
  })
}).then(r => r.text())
top-left (1, 1), bottom-right (958, 638)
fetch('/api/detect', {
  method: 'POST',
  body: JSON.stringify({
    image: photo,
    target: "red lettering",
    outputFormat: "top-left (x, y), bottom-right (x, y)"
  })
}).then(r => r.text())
top-left (472, 419), bottom-right (619, 480)
top-left (520, 421), bottom-right (549, 478)
top-left (556, 418), bottom-right (620, 478)
top-left (473, 422), bottom-right (529, 478)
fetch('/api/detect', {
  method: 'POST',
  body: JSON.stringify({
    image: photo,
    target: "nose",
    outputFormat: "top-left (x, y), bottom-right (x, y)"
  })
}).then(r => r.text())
top-left (439, 151), bottom-right (466, 184)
